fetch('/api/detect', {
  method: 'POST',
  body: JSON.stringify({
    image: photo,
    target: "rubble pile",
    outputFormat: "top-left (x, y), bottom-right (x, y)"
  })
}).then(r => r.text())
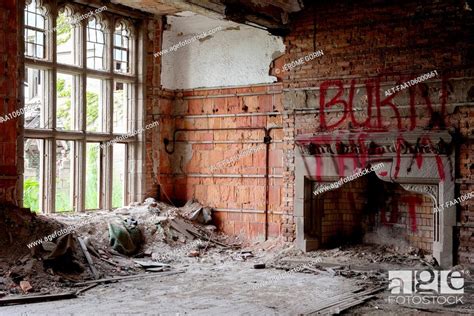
top-left (0, 198), bottom-right (239, 302)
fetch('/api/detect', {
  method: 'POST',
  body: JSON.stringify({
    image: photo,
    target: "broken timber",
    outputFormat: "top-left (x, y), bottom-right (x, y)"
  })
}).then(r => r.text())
top-left (72, 270), bottom-right (185, 287)
top-left (303, 286), bottom-right (385, 315)
top-left (0, 292), bottom-right (78, 306)
top-left (77, 236), bottom-right (100, 279)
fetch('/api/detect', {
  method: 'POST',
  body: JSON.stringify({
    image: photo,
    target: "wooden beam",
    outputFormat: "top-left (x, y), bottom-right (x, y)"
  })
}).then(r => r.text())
top-left (0, 292), bottom-right (77, 306)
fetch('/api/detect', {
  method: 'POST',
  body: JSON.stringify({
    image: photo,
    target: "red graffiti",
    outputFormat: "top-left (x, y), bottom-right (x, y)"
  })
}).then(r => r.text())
top-left (318, 75), bottom-right (449, 131)
top-left (319, 80), bottom-right (349, 130)
top-left (401, 196), bottom-right (423, 232)
top-left (381, 196), bottom-right (422, 232)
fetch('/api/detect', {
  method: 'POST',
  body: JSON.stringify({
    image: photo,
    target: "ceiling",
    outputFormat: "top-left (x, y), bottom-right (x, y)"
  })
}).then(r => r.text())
top-left (111, 0), bottom-right (304, 35)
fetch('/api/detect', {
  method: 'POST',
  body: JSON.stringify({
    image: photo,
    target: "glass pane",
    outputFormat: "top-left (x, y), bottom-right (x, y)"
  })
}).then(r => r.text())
top-left (112, 143), bottom-right (126, 208)
top-left (23, 139), bottom-right (43, 213)
top-left (114, 34), bottom-right (121, 46)
top-left (36, 32), bottom-right (44, 45)
top-left (86, 77), bottom-right (105, 132)
top-left (57, 11), bottom-right (78, 66)
top-left (56, 140), bottom-right (74, 212)
top-left (24, 67), bottom-right (46, 128)
top-left (86, 143), bottom-right (100, 210)
top-left (97, 31), bottom-right (104, 44)
top-left (88, 28), bottom-right (96, 42)
top-left (56, 73), bottom-right (76, 130)
top-left (37, 15), bottom-right (45, 29)
top-left (113, 82), bottom-right (128, 133)
top-left (27, 12), bottom-right (35, 26)
top-left (37, 45), bottom-right (44, 58)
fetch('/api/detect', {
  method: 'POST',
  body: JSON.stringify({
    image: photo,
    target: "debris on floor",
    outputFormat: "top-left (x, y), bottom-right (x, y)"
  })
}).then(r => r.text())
top-left (0, 198), bottom-right (238, 303)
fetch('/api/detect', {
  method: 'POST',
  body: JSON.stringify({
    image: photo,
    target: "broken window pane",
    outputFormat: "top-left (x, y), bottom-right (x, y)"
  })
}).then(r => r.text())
top-left (113, 81), bottom-right (129, 133)
top-left (86, 142), bottom-right (101, 210)
top-left (56, 9), bottom-right (79, 66)
top-left (86, 77), bottom-right (105, 132)
top-left (23, 138), bottom-right (44, 213)
top-left (113, 22), bottom-right (130, 73)
top-left (24, 67), bottom-right (47, 128)
top-left (56, 140), bottom-right (74, 212)
top-left (56, 73), bottom-right (78, 130)
top-left (112, 143), bottom-right (126, 208)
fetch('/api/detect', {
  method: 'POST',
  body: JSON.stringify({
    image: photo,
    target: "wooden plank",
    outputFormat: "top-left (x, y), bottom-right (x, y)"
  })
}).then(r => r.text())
top-left (72, 270), bottom-right (185, 287)
top-left (185, 229), bottom-right (229, 247)
top-left (169, 219), bottom-right (195, 239)
top-left (0, 292), bottom-right (77, 306)
top-left (77, 237), bottom-right (100, 279)
top-left (75, 284), bottom-right (99, 295)
top-left (318, 295), bottom-right (376, 314)
top-left (304, 286), bottom-right (385, 315)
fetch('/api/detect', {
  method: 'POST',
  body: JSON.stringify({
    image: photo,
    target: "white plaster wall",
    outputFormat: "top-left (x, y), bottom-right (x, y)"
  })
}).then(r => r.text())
top-left (160, 13), bottom-right (285, 90)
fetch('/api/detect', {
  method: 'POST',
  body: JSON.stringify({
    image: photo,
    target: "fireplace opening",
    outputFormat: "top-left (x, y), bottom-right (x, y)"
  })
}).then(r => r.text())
top-left (307, 171), bottom-right (435, 253)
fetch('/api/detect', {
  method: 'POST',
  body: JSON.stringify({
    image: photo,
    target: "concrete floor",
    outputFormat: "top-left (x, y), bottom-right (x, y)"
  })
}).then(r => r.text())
top-left (0, 261), bottom-right (361, 316)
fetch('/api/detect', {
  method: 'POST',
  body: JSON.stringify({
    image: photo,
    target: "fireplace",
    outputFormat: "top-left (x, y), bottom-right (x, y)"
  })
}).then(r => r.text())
top-left (294, 130), bottom-right (455, 267)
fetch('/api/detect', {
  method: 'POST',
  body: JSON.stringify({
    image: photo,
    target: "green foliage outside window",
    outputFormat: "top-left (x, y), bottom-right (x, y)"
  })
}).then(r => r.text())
top-left (23, 177), bottom-right (40, 213)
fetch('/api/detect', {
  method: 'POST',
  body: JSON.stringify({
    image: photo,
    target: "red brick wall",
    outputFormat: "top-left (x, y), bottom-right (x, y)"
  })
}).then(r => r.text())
top-left (370, 186), bottom-right (434, 253)
top-left (277, 0), bottom-right (474, 263)
top-left (0, 0), bottom-right (20, 205)
top-left (317, 177), bottom-right (367, 246)
top-left (154, 85), bottom-right (285, 241)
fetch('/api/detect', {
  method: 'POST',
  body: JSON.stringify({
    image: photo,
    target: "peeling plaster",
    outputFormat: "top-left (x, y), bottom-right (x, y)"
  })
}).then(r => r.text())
top-left (161, 13), bottom-right (285, 89)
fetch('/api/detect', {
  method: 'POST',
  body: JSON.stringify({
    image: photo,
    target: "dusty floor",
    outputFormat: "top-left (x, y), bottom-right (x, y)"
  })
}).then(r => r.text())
top-left (1, 203), bottom-right (473, 315)
top-left (1, 260), bottom-right (361, 315)
top-left (2, 256), bottom-right (473, 315)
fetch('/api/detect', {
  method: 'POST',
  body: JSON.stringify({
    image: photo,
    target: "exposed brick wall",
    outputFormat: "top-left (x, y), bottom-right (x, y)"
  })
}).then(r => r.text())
top-left (0, 0), bottom-right (20, 205)
top-left (316, 177), bottom-right (367, 246)
top-left (370, 186), bottom-right (434, 253)
top-left (277, 0), bottom-right (474, 263)
top-left (154, 85), bottom-right (285, 241)
top-left (314, 176), bottom-right (434, 252)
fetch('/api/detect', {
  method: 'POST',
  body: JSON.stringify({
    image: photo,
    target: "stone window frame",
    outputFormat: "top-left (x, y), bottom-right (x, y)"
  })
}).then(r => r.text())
top-left (21, 0), bottom-right (145, 214)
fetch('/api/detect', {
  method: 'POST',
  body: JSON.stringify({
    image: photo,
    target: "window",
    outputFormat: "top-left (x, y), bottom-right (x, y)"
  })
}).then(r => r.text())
top-left (23, 2), bottom-right (139, 213)
top-left (57, 8), bottom-right (80, 66)
top-left (24, 0), bottom-right (46, 59)
top-left (87, 18), bottom-right (106, 70)
top-left (113, 22), bottom-right (130, 73)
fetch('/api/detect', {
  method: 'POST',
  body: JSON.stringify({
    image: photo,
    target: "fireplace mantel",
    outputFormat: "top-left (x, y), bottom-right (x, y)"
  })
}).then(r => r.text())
top-left (294, 129), bottom-right (456, 267)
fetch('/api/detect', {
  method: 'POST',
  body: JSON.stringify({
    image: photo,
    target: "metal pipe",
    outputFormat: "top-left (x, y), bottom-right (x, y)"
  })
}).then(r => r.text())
top-left (164, 127), bottom-right (267, 155)
top-left (182, 91), bottom-right (281, 100)
top-left (162, 173), bottom-right (283, 178)
top-left (171, 112), bottom-right (282, 119)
